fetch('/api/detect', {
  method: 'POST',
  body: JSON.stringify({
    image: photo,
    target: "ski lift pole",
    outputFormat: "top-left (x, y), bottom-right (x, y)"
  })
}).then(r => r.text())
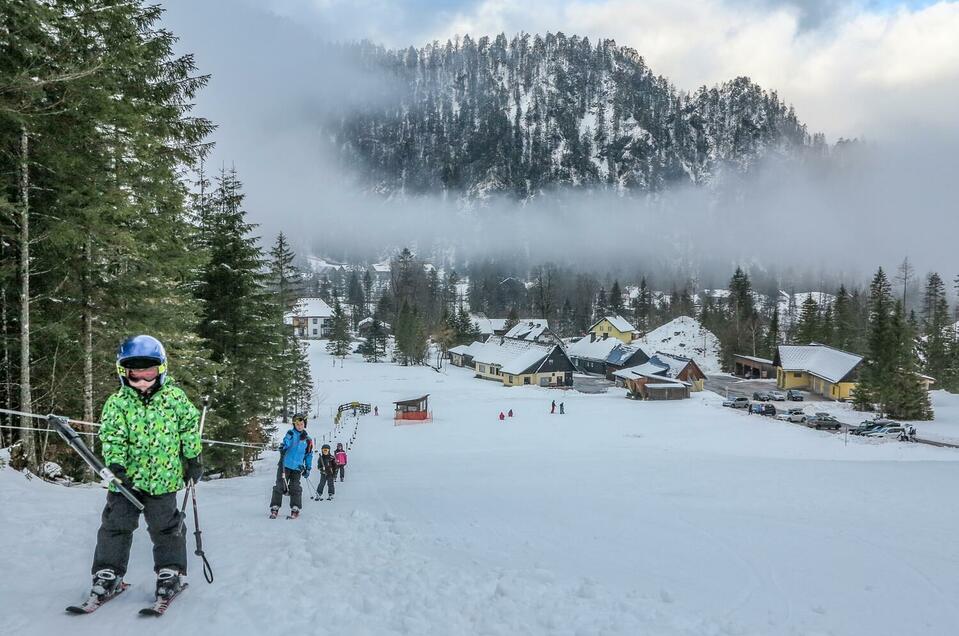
top-left (47, 415), bottom-right (145, 511)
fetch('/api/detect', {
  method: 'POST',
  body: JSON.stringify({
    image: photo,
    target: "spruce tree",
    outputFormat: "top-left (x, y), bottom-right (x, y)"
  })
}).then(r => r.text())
top-left (609, 280), bottom-right (623, 314)
top-left (196, 167), bottom-right (284, 475)
top-left (326, 295), bottom-right (351, 358)
top-left (920, 273), bottom-right (950, 384)
top-left (885, 301), bottom-right (933, 419)
top-left (764, 307), bottom-right (780, 359)
top-left (854, 268), bottom-right (894, 412)
top-left (359, 315), bottom-right (387, 362)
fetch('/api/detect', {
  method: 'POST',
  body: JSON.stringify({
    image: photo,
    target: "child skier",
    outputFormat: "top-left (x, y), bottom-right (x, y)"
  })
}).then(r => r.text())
top-left (315, 444), bottom-right (338, 500)
top-left (334, 442), bottom-right (348, 482)
top-left (82, 335), bottom-right (202, 610)
top-left (270, 414), bottom-right (313, 519)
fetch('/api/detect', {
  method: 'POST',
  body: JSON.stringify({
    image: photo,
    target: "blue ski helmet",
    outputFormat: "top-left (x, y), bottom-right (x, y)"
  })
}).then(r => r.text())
top-left (116, 335), bottom-right (168, 386)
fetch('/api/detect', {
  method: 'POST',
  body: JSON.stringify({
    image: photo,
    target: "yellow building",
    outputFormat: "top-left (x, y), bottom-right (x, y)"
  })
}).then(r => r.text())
top-left (773, 344), bottom-right (863, 401)
top-left (588, 315), bottom-right (637, 344)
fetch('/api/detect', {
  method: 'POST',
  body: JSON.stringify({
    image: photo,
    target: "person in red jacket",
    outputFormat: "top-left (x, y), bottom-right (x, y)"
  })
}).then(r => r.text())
top-left (334, 443), bottom-right (348, 482)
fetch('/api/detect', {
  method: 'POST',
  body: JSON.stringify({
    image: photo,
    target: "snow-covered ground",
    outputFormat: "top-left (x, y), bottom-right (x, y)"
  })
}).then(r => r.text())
top-left (3, 341), bottom-right (959, 635)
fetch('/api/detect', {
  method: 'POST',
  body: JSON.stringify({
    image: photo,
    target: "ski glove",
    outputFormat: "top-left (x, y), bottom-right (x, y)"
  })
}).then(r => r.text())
top-left (108, 463), bottom-right (136, 493)
top-left (303, 469), bottom-right (311, 479)
top-left (183, 456), bottom-right (203, 485)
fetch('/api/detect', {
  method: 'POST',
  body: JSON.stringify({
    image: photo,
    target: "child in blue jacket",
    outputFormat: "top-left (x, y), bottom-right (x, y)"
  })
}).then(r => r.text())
top-left (270, 414), bottom-right (313, 519)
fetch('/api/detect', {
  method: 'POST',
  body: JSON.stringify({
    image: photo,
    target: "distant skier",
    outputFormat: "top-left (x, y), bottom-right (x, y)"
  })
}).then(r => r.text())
top-left (559, 402), bottom-right (565, 415)
top-left (270, 413), bottom-right (313, 519)
top-left (83, 335), bottom-right (202, 609)
top-left (315, 444), bottom-right (338, 501)
top-left (499, 411), bottom-right (505, 421)
top-left (551, 400), bottom-right (556, 414)
top-left (508, 409), bottom-right (513, 418)
top-left (374, 405), bottom-right (379, 416)
top-left (334, 442), bottom-right (348, 482)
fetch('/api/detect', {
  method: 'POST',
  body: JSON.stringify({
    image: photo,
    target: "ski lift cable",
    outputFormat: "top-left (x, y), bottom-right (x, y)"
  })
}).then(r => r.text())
top-left (0, 408), bottom-right (269, 450)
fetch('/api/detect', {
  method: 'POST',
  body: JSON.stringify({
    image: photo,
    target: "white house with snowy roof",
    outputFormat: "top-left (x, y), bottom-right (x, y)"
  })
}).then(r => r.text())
top-left (567, 334), bottom-right (651, 378)
top-left (464, 337), bottom-right (575, 388)
top-left (288, 297), bottom-right (334, 339)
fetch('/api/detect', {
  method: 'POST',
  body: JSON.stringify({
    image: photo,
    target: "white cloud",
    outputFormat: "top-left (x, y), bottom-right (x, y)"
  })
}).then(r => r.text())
top-left (425, 0), bottom-right (959, 141)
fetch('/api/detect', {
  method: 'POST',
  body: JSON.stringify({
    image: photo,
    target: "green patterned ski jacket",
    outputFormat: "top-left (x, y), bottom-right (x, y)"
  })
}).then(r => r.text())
top-left (99, 380), bottom-right (202, 496)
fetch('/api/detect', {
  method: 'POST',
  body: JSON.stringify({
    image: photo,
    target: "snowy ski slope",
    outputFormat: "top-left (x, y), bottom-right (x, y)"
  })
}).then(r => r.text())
top-left (2, 341), bottom-right (959, 635)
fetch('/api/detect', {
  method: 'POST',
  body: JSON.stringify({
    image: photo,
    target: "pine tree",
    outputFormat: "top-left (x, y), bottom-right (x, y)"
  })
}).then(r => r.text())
top-left (795, 295), bottom-right (820, 344)
top-left (359, 315), bottom-right (387, 362)
top-left (854, 268), bottom-right (894, 412)
top-left (832, 285), bottom-right (856, 351)
top-left (196, 167), bottom-right (284, 475)
top-left (920, 272), bottom-right (950, 385)
top-left (347, 269), bottom-right (365, 328)
top-left (885, 301), bottom-right (933, 419)
top-left (326, 295), bottom-right (351, 358)
top-left (764, 307), bottom-right (780, 359)
top-left (609, 280), bottom-right (623, 314)
top-left (594, 287), bottom-right (609, 321)
top-left (632, 277), bottom-right (651, 334)
top-left (504, 306), bottom-right (520, 332)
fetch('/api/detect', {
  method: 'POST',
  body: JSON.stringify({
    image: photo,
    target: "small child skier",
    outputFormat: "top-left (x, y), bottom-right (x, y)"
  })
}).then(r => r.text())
top-left (334, 442), bottom-right (348, 482)
top-left (315, 444), bottom-right (338, 501)
top-left (270, 414), bottom-right (313, 519)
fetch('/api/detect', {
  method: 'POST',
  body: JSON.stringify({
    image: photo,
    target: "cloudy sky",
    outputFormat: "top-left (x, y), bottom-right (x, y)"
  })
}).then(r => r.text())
top-left (158, 0), bottom-right (958, 278)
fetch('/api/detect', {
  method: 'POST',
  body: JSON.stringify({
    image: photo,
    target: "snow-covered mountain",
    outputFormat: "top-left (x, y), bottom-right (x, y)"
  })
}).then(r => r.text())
top-left (332, 33), bottom-right (821, 198)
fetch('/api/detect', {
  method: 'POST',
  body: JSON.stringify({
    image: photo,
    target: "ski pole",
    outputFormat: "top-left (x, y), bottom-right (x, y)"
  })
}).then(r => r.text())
top-left (191, 484), bottom-right (214, 583)
top-left (48, 415), bottom-right (144, 511)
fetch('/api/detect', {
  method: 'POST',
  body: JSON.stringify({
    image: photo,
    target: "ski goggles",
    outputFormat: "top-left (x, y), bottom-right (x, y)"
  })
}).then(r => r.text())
top-left (117, 364), bottom-right (165, 382)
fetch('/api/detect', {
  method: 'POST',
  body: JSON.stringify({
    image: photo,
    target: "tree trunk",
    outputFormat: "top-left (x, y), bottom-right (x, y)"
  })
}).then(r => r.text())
top-left (1, 240), bottom-right (9, 447)
top-left (18, 124), bottom-right (36, 468)
top-left (83, 237), bottom-right (94, 423)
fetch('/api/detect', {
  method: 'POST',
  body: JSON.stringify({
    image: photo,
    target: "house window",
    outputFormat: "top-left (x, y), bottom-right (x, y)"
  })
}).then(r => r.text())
top-left (539, 377), bottom-right (548, 386)
top-left (312, 329), bottom-right (317, 335)
top-left (793, 372), bottom-right (802, 378)
top-left (313, 318), bottom-right (318, 324)
top-left (524, 377), bottom-right (531, 385)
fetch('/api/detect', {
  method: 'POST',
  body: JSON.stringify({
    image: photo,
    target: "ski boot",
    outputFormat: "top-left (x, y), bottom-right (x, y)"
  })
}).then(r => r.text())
top-left (326, 495), bottom-right (334, 501)
top-left (91, 568), bottom-right (123, 600)
top-left (269, 506), bottom-right (279, 519)
top-left (155, 568), bottom-right (184, 601)
top-left (288, 506), bottom-right (300, 520)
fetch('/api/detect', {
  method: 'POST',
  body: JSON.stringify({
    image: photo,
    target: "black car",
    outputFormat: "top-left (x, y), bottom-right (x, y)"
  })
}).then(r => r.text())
top-left (752, 391), bottom-right (772, 402)
top-left (750, 403), bottom-right (777, 416)
top-left (786, 389), bottom-right (804, 401)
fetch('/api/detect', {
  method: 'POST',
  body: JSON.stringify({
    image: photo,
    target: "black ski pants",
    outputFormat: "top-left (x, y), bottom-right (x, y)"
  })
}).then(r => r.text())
top-left (317, 472), bottom-right (336, 497)
top-left (336, 465), bottom-right (345, 481)
top-left (92, 491), bottom-right (186, 577)
top-left (271, 466), bottom-right (303, 510)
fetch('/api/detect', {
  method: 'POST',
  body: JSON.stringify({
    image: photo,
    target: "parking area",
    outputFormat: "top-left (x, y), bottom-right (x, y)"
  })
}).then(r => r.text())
top-left (704, 374), bottom-right (827, 402)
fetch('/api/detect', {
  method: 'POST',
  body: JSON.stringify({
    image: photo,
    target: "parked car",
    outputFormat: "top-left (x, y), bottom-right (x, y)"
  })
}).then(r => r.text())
top-left (750, 403), bottom-right (777, 416)
top-left (785, 408), bottom-right (806, 423)
top-left (805, 414), bottom-right (841, 430)
top-left (752, 391), bottom-right (772, 402)
top-left (862, 425), bottom-right (906, 439)
top-left (768, 391), bottom-right (787, 401)
top-left (723, 396), bottom-right (750, 409)
top-left (786, 390), bottom-right (804, 401)
top-left (849, 419), bottom-right (900, 435)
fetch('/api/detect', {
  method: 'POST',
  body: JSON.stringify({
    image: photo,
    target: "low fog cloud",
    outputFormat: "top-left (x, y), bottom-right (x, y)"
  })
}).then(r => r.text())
top-left (159, 0), bottom-right (959, 290)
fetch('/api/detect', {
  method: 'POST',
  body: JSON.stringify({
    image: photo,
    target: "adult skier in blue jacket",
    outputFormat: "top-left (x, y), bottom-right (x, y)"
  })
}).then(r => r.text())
top-left (269, 414), bottom-right (313, 519)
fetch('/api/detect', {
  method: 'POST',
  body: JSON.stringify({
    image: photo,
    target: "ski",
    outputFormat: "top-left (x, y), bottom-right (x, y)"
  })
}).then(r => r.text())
top-left (138, 582), bottom-right (188, 617)
top-left (65, 582), bottom-right (131, 614)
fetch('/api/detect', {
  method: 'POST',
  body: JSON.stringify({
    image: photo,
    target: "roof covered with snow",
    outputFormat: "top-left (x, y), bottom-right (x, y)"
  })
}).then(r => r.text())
top-left (638, 316), bottom-right (720, 374)
top-left (590, 315), bottom-right (636, 333)
top-left (567, 335), bottom-right (648, 365)
top-left (504, 320), bottom-right (550, 341)
top-left (292, 297), bottom-right (333, 318)
top-left (775, 344), bottom-right (863, 383)
top-left (470, 338), bottom-right (552, 368)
